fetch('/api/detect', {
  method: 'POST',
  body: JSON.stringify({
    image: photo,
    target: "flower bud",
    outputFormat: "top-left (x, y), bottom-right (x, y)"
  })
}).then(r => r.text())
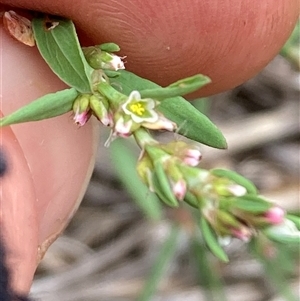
top-left (113, 114), bottom-right (139, 137)
top-left (82, 46), bottom-right (103, 69)
top-left (83, 47), bottom-right (125, 71)
top-left (101, 52), bottom-right (126, 71)
top-left (72, 94), bottom-right (91, 126)
top-left (172, 179), bottom-right (187, 200)
top-left (231, 226), bottom-right (253, 242)
top-left (183, 148), bottom-right (202, 166)
top-left (264, 206), bottom-right (285, 225)
top-left (89, 94), bottom-right (112, 126)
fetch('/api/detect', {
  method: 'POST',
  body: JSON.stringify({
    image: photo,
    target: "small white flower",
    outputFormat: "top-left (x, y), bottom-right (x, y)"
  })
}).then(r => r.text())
top-left (122, 91), bottom-right (159, 124)
top-left (142, 114), bottom-right (177, 131)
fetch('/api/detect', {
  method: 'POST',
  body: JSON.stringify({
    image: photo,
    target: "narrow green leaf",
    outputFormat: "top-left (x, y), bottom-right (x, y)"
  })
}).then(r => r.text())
top-left (110, 70), bottom-right (227, 149)
top-left (0, 88), bottom-right (78, 126)
top-left (158, 100), bottom-right (227, 149)
top-left (110, 139), bottom-right (162, 220)
top-left (200, 217), bottom-right (229, 262)
top-left (211, 169), bottom-right (257, 195)
top-left (231, 195), bottom-right (272, 213)
top-left (32, 18), bottom-right (93, 93)
top-left (137, 225), bottom-right (180, 301)
top-left (140, 75), bottom-right (211, 99)
top-left (152, 163), bottom-right (179, 208)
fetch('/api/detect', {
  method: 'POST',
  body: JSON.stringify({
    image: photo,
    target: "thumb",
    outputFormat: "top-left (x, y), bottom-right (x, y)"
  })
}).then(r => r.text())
top-left (1, 0), bottom-right (299, 96)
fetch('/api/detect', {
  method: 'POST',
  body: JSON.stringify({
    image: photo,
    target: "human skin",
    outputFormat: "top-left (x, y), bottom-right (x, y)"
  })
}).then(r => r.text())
top-left (0, 0), bottom-right (299, 297)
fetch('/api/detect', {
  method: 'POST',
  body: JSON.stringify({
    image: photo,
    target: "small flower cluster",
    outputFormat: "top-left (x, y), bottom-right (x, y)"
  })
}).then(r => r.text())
top-left (73, 46), bottom-right (176, 143)
top-left (74, 43), bottom-right (300, 255)
top-left (135, 138), bottom-right (300, 246)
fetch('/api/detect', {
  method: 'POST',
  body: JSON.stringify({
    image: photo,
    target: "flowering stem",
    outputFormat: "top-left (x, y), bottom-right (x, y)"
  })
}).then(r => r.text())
top-left (133, 128), bottom-right (158, 149)
top-left (97, 82), bottom-right (127, 108)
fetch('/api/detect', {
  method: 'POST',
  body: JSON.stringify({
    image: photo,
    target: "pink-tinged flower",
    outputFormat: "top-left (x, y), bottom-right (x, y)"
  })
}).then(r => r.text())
top-left (101, 112), bottom-right (114, 127)
top-left (172, 179), bottom-right (187, 200)
top-left (143, 113), bottom-right (177, 131)
top-left (89, 94), bottom-right (113, 126)
top-left (264, 206), bottom-right (285, 225)
top-left (114, 116), bottom-right (134, 137)
top-left (231, 226), bottom-right (253, 242)
top-left (72, 94), bottom-right (91, 126)
top-left (73, 109), bottom-right (91, 126)
top-left (183, 149), bottom-right (202, 166)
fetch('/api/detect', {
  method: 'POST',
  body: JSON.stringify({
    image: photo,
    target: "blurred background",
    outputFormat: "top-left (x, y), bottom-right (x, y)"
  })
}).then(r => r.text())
top-left (30, 22), bottom-right (299, 301)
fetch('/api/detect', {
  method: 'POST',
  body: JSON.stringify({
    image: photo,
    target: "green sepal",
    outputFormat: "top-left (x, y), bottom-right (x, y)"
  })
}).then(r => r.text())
top-left (184, 191), bottom-right (199, 209)
top-left (200, 217), bottom-right (229, 262)
top-left (110, 70), bottom-right (227, 149)
top-left (32, 18), bottom-right (93, 93)
top-left (99, 43), bottom-right (121, 52)
top-left (140, 75), bottom-right (211, 99)
top-left (211, 168), bottom-right (257, 195)
top-left (230, 195), bottom-right (272, 214)
top-left (152, 162), bottom-right (179, 208)
top-left (0, 88), bottom-right (78, 126)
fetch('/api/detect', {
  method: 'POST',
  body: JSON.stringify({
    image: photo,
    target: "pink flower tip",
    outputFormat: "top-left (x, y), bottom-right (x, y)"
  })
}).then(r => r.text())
top-left (183, 149), bottom-right (202, 166)
top-left (172, 179), bottom-right (187, 200)
top-left (231, 227), bottom-right (252, 242)
top-left (264, 206), bottom-right (285, 225)
top-left (74, 110), bottom-right (91, 126)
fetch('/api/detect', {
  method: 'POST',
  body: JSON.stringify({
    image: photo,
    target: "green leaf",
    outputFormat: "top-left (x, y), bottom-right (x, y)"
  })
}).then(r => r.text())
top-left (32, 18), bottom-right (93, 93)
top-left (159, 100), bottom-right (227, 149)
top-left (110, 139), bottom-right (162, 220)
top-left (210, 169), bottom-right (257, 195)
top-left (110, 70), bottom-right (227, 149)
top-left (0, 88), bottom-right (78, 126)
top-left (137, 225), bottom-right (180, 301)
top-left (200, 217), bottom-right (229, 262)
top-left (140, 75), bottom-right (211, 99)
top-left (230, 195), bottom-right (272, 213)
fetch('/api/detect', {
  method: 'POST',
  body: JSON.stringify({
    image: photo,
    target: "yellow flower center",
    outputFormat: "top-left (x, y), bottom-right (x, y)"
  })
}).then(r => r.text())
top-left (130, 102), bottom-right (145, 116)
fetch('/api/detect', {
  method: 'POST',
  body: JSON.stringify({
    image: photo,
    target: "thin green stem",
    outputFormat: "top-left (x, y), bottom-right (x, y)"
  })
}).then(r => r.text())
top-left (133, 128), bottom-right (158, 149)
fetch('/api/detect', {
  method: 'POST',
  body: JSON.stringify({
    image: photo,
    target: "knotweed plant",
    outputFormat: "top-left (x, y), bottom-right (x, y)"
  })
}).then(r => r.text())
top-left (2, 11), bottom-right (299, 266)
